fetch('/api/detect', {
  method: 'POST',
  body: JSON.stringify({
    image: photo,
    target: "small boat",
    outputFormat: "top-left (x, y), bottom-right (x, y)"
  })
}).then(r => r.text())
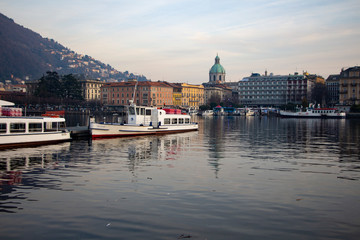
top-left (245, 108), bottom-right (255, 117)
top-left (280, 105), bottom-right (345, 118)
top-left (90, 101), bottom-right (198, 139)
top-left (213, 105), bottom-right (225, 116)
top-left (0, 101), bottom-right (71, 149)
top-left (201, 110), bottom-right (213, 116)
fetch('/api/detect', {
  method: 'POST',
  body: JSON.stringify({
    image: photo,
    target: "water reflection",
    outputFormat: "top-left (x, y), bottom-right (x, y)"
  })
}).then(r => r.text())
top-left (90, 132), bottom-right (198, 174)
top-left (0, 117), bottom-right (360, 239)
top-left (0, 143), bottom-right (71, 213)
top-left (200, 117), bottom-right (360, 180)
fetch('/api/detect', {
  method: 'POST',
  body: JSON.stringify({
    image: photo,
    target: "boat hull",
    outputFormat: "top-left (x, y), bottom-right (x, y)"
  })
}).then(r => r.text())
top-left (90, 122), bottom-right (198, 139)
top-left (0, 132), bottom-right (71, 150)
top-left (280, 111), bottom-right (346, 118)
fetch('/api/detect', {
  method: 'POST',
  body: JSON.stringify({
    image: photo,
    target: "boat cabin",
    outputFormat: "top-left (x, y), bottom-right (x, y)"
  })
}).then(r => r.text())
top-left (0, 116), bottom-right (67, 135)
top-left (127, 105), bottom-right (191, 127)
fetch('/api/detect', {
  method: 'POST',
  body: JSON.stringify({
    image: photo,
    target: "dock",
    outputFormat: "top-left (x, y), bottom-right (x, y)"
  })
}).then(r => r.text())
top-left (67, 125), bottom-right (91, 139)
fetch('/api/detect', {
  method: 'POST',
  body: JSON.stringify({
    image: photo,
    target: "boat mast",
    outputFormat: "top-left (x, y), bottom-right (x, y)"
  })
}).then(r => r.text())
top-left (129, 80), bottom-right (138, 106)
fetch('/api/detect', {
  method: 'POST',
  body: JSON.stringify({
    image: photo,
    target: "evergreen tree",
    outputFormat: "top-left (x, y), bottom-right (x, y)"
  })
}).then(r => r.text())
top-left (61, 74), bottom-right (83, 100)
top-left (35, 71), bottom-right (61, 98)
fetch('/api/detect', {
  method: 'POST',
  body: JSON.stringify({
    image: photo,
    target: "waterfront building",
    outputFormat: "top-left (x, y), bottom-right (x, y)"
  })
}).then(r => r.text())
top-left (79, 79), bottom-right (104, 101)
top-left (326, 74), bottom-right (340, 106)
top-left (238, 72), bottom-right (288, 106)
top-left (339, 66), bottom-right (360, 105)
top-left (164, 83), bottom-right (182, 107)
top-left (101, 81), bottom-right (173, 107)
top-left (238, 72), bottom-right (313, 106)
top-left (180, 83), bottom-right (204, 109)
top-left (204, 84), bottom-right (232, 105)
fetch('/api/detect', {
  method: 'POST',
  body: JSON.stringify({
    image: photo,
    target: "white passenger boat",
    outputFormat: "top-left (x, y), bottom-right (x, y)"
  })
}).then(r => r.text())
top-left (90, 101), bottom-right (198, 139)
top-left (280, 106), bottom-right (345, 118)
top-left (0, 101), bottom-right (71, 149)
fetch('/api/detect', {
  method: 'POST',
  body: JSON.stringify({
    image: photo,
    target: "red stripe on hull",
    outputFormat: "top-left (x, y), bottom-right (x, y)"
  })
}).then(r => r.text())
top-left (91, 129), bottom-right (198, 139)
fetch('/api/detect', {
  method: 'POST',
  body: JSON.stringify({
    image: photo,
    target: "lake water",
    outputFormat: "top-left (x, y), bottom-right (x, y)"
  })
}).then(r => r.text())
top-left (1, 116), bottom-right (360, 239)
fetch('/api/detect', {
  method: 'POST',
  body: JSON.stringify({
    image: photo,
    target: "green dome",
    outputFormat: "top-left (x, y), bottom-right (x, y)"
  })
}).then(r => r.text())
top-left (209, 55), bottom-right (226, 74)
top-left (209, 64), bottom-right (226, 74)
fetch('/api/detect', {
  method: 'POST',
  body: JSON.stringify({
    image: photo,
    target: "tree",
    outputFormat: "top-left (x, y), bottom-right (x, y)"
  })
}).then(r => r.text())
top-left (35, 71), bottom-right (61, 98)
top-left (61, 74), bottom-right (83, 100)
top-left (34, 72), bottom-right (83, 103)
top-left (311, 83), bottom-right (326, 106)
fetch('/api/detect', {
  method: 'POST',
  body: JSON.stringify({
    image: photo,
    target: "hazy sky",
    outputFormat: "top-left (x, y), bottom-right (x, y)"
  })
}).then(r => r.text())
top-left (1, 0), bottom-right (360, 84)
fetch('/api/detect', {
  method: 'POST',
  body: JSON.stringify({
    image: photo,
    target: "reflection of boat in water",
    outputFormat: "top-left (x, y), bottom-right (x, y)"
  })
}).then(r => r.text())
top-left (0, 101), bottom-right (71, 149)
top-left (90, 131), bottom-right (197, 164)
top-left (0, 142), bottom-right (71, 172)
top-left (280, 105), bottom-right (345, 118)
top-left (90, 101), bottom-right (198, 139)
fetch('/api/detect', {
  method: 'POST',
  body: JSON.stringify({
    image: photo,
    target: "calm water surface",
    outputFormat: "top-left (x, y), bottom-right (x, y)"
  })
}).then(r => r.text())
top-left (1, 116), bottom-right (360, 239)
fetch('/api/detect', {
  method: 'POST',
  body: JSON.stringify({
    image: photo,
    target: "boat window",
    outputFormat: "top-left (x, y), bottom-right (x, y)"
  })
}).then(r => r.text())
top-left (10, 123), bottom-right (26, 133)
top-left (179, 118), bottom-right (184, 124)
top-left (140, 108), bottom-right (145, 115)
top-left (44, 122), bottom-right (58, 132)
top-left (0, 123), bottom-right (6, 134)
top-left (185, 119), bottom-right (190, 124)
top-left (146, 109), bottom-right (152, 116)
top-left (164, 118), bottom-right (170, 124)
top-left (29, 123), bottom-right (42, 132)
top-left (172, 118), bottom-right (178, 124)
top-left (59, 122), bottom-right (66, 130)
top-left (129, 107), bottom-right (135, 115)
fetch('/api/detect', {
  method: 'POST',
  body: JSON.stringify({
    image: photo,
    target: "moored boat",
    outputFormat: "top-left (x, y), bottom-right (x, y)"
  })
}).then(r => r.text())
top-left (280, 106), bottom-right (345, 118)
top-left (90, 101), bottom-right (198, 139)
top-left (0, 101), bottom-right (71, 149)
top-left (201, 110), bottom-right (214, 116)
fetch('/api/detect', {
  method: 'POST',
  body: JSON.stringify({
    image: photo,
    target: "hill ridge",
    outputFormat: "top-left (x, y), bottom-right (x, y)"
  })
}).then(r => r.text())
top-left (0, 12), bottom-right (147, 83)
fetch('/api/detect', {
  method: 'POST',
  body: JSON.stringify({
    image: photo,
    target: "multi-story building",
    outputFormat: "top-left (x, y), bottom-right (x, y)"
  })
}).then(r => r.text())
top-left (339, 66), bottom-right (360, 105)
top-left (101, 81), bottom-right (173, 107)
top-left (286, 73), bottom-right (312, 104)
top-left (326, 74), bottom-right (340, 106)
top-left (238, 72), bottom-right (313, 106)
top-left (180, 83), bottom-right (205, 109)
top-left (164, 83), bottom-right (182, 107)
top-left (79, 79), bottom-right (104, 101)
top-left (204, 84), bottom-right (232, 105)
top-left (238, 73), bottom-right (288, 106)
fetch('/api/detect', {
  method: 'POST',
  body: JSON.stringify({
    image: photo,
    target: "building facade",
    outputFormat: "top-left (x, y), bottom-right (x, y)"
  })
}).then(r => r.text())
top-left (101, 81), bottom-right (173, 107)
top-left (238, 73), bottom-right (288, 106)
top-left (79, 79), bottom-right (104, 101)
top-left (326, 74), bottom-right (340, 106)
top-left (180, 83), bottom-right (205, 108)
top-left (238, 72), bottom-right (313, 106)
top-left (339, 66), bottom-right (360, 105)
top-left (204, 84), bottom-right (232, 105)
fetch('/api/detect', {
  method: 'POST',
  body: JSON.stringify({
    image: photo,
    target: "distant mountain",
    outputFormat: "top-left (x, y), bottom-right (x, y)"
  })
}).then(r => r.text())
top-left (0, 12), bottom-right (148, 83)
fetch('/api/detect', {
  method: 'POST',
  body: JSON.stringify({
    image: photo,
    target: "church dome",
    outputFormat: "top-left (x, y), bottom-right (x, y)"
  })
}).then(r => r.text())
top-left (209, 55), bottom-right (226, 74)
